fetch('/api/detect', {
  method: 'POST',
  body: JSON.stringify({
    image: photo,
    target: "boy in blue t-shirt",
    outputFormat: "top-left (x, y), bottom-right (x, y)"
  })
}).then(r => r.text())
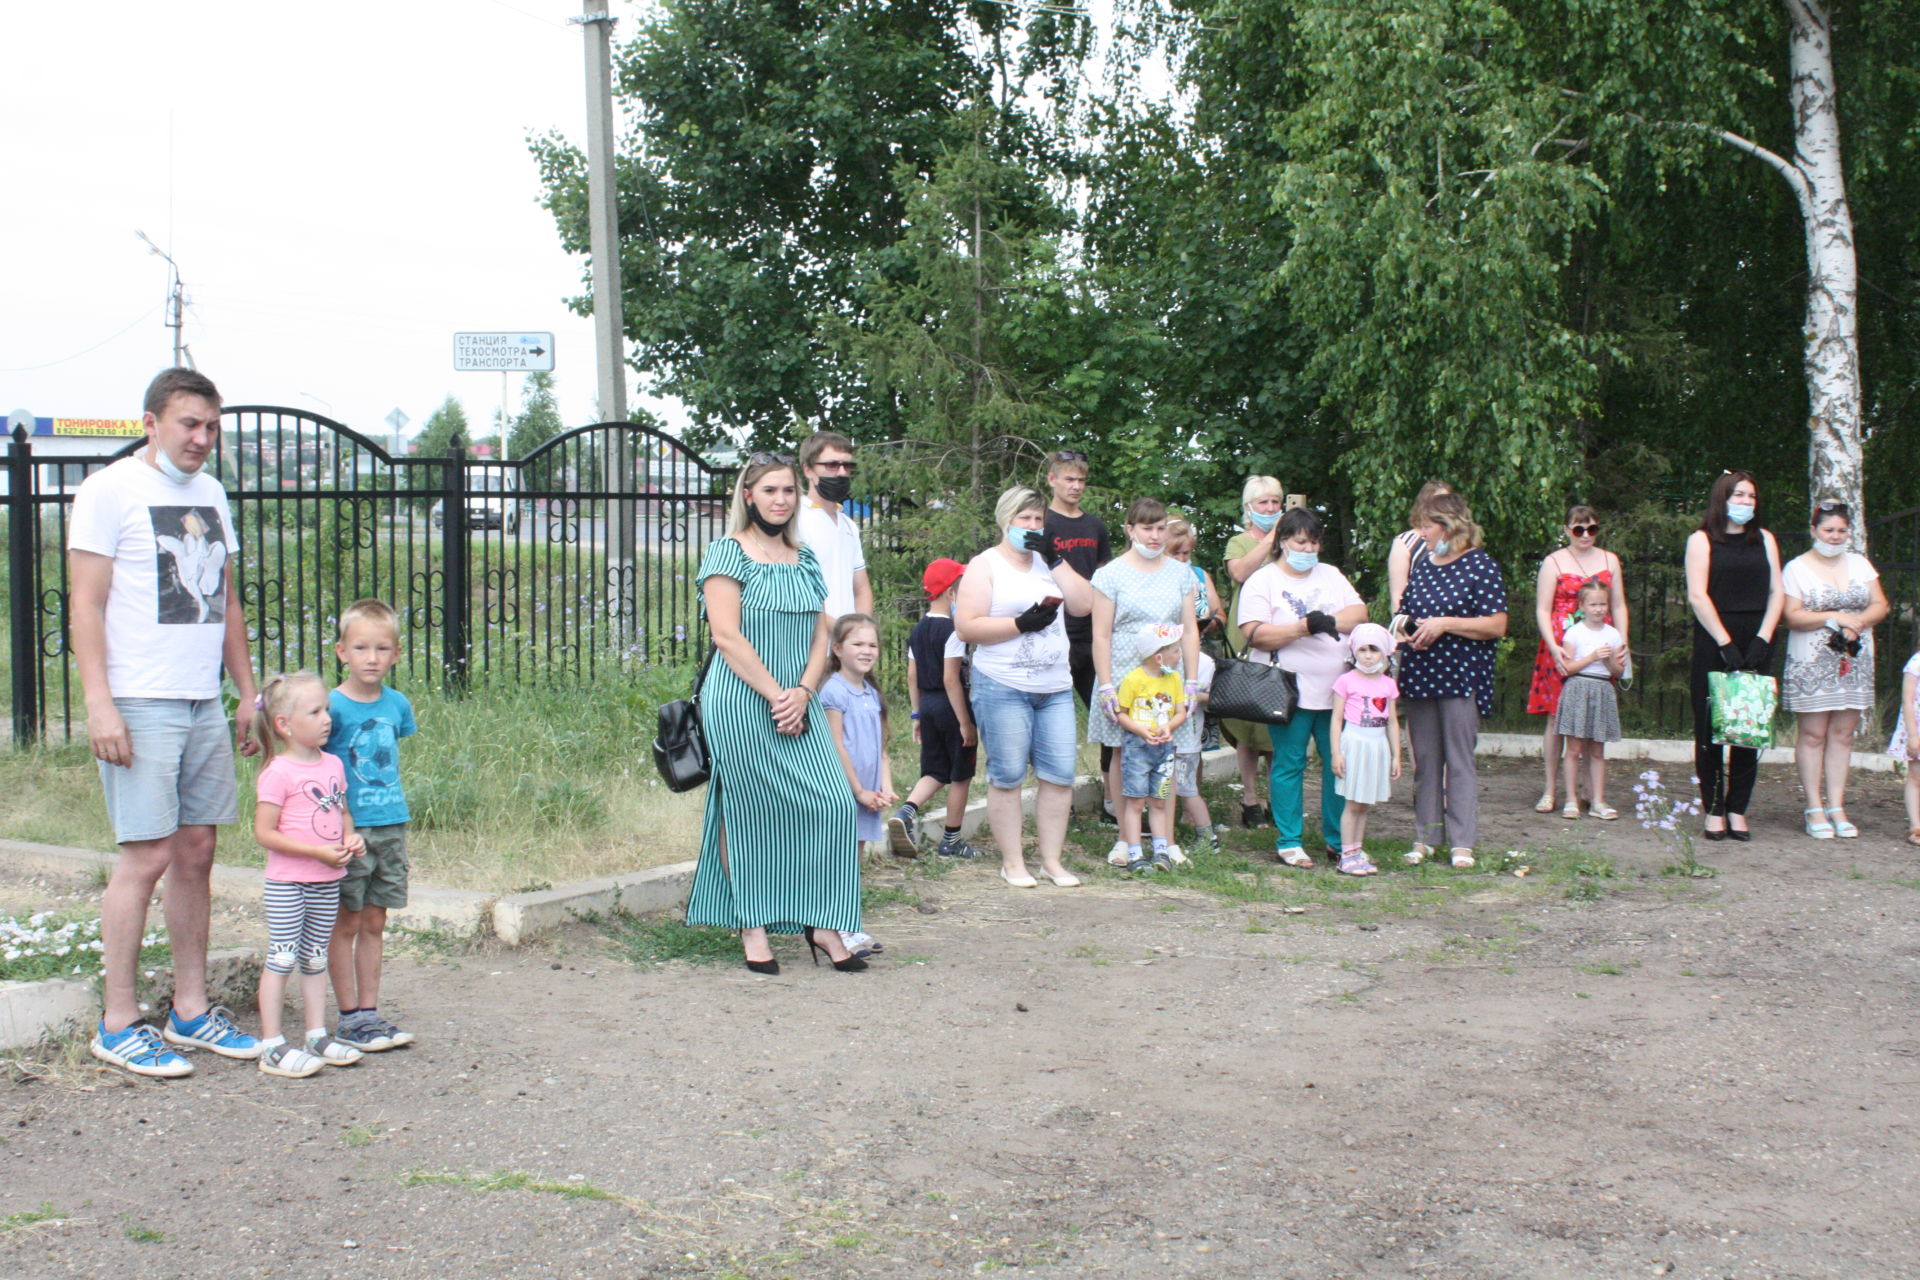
top-left (324, 598), bottom-right (418, 1051)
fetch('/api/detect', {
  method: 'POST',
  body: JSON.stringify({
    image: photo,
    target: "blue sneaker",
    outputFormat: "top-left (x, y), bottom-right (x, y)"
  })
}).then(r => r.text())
top-left (163, 1005), bottom-right (262, 1060)
top-left (91, 1021), bottom-right (193, 1078)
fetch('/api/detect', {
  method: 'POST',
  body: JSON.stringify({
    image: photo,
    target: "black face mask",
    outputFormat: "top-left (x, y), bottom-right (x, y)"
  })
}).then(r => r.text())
top-left (745, 502), bottom-right (791, 536)
top-left (813, 474), bottom-right (852, 504)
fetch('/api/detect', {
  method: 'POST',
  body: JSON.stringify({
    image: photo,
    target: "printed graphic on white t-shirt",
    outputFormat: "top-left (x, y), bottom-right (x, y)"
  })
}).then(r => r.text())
top-left (152, 506), bottom-right (231, 625)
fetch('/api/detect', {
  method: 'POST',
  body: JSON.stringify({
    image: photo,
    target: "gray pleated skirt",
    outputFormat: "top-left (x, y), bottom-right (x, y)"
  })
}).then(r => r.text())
top-left (1555, 675), bottom-right (1621, 743)
top-left (1335, 725), bottom-right (1393, 804)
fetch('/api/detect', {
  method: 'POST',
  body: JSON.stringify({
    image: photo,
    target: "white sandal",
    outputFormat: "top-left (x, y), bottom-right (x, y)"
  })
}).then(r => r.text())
top-left (1534, 793), bottom-right (1556, 814)
top-left (1449, 848), bottom-right (1476, 869)
top-left (1404, 843), bottom-right (1431, 866)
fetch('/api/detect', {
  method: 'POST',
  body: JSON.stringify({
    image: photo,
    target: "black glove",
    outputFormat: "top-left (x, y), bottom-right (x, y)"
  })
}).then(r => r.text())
top-left (1824, 627), bottom-right (1862, 657)
top-left (1719, 642), bottom-right (1744, 671)
top-left (1743, 635), bottom-right (1774, 672)
top-left (1013, 600), bottom-right (1060, 634)
top-left (1030, 530), bottom-right (1062, 566)
top-left (1304, 611), bottom-right (1338, 637)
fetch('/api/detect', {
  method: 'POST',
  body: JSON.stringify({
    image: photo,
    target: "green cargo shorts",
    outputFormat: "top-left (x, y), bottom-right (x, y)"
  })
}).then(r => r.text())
top-left (339, 823), bottom-right (410, 912)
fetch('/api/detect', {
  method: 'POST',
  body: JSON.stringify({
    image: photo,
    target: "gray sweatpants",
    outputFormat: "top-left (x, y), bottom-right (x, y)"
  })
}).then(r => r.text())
top-left (1404, 696), bottom-right (1480, 850)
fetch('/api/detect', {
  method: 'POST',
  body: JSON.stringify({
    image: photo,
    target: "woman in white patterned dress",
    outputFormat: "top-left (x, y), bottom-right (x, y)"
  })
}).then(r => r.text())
top-left (1091, 498), bottom-right (1202, 865)
top-left (1780, 499), bottom-right (1889, 840)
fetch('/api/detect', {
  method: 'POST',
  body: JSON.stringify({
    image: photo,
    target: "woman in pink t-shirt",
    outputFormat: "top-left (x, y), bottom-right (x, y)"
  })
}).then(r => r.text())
top-left (248, 673), bottom-right (366, 1079)
top-left (1234, 508), bottom-right (1369, 869)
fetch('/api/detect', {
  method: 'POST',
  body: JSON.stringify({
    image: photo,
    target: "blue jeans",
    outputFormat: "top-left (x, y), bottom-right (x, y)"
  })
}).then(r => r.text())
top-left (1119, 738), bottom-right (1175, 798)
top-left (970, 672), bottom-right (1078, 789)
top-left (1267, 708), bottom-right (1344, 852)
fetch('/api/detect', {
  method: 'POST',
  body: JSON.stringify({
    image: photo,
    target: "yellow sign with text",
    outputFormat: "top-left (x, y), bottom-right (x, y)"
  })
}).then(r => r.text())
top-left (49, 418), bottom-right (145, 437)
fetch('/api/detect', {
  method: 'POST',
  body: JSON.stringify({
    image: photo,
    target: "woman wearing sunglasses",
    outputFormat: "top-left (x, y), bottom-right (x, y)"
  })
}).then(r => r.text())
top-left (1525, 505), bottom-right (1630, 815)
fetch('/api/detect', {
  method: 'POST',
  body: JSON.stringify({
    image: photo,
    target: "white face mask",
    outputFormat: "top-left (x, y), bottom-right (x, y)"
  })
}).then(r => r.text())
top-left (1356, 656), bottom-right (1388, 675)
top-left (1132, 540), bottom-right (1165, 561)
top-left (1813, 538), bottom-right (1848, 558)
top-left (1431, 538), bottom-right (1453, 558)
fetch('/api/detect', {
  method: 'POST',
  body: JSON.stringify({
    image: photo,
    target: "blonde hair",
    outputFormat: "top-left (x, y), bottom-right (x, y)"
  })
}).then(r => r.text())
top-left (726, 456), bottom-right (802, 548)
top-left (337, 597), bottom-right (399, 641)
top-left (1423, 492), bottom-right (1484, 554)
top-left (1241, 475), bottom-right (1283, 517)
top-left (1164, 514), bottom-right (1195, 554)
top-left (994, 485), bottom-right (1046, 530)
top-left (249, 671), bottom-right (326, 766)
top-left (1576, 578), bottom-right (1610, 607)
top-left (1408, 479), bottom-right (1454, 530)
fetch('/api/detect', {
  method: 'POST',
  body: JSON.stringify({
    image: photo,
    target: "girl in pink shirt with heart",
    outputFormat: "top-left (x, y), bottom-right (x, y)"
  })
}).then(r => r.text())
top-left (1329, 623), bottom-right (1403, 877)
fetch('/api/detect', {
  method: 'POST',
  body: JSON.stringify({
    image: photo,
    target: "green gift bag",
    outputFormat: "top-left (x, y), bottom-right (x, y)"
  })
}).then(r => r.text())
top-left (1707, 670), bottom-right (1777, 749)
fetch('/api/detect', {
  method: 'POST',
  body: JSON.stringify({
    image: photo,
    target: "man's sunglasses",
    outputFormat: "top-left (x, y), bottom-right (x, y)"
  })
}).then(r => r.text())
top-left (1051, 450), bottom-right (1088, 464)
top-left (1567, 523), bottom-right (1600, 537)
top-left (811, 460), bottom-right (857, 474)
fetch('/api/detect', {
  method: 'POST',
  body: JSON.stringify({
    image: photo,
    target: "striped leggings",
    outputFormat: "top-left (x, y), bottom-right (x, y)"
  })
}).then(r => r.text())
top-left (263, 880), bottom-right (340, 975)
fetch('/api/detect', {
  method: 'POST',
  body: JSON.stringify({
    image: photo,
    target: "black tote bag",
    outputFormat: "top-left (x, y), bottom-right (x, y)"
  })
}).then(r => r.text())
top-left (1208, 637), bottom-right (1299, 726)
top-left (651, 646), bottom-right (718, 793)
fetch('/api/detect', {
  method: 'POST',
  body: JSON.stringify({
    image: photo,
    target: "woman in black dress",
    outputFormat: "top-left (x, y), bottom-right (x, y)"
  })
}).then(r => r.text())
top-left (1683, 470), bottom-right (1785, 841)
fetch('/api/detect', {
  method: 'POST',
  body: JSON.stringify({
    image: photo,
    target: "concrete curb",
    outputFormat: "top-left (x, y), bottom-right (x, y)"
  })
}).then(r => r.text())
top-left (0, 947), bottom-right (261, 1054)
top-left (487, 746), bottom-right (1249, 946)
top-left (0, 838), bottom-right (498, 940)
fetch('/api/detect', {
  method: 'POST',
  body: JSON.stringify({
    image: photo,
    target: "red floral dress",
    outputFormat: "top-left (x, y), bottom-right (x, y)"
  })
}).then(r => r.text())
top-left (1526, 566), bottom-right (1613, 716)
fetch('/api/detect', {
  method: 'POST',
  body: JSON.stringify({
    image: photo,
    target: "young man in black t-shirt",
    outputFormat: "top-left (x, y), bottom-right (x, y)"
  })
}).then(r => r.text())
top-left (1041, 449), bottom-right (1117, 819)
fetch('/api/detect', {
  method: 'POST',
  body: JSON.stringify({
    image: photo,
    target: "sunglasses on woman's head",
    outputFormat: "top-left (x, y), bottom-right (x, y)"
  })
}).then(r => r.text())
top-left (747, 451), bottom-right (795, 466)
top-left (1568, 523), bottom-right (1599, 537)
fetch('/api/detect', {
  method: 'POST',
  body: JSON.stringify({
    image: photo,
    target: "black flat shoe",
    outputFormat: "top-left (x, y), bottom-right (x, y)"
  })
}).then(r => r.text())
top-left (744, 957), bottom-right (780, 975)
top-left (804, 928), bottom-right (868, 972)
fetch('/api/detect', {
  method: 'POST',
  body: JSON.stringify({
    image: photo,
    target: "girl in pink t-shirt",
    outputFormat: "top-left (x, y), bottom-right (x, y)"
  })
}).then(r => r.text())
top-left (248, 672), bottom-right (366, 1079)
top-left (1329, 623), bottom-right (1402, 876)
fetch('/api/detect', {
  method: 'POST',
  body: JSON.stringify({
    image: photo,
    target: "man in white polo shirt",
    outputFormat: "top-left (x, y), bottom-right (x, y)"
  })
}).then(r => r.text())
top-left (794, 430), bottom-right (872, 619)
top-left (69, 368), bottom-right (262, 1077)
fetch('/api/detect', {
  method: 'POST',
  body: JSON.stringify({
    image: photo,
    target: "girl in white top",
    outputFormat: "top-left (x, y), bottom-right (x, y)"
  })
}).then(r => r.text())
top-left (1890, 650), bottom-right (1920, 847)
top-left (955, 486), bottom-right (1093, 888)
top-left (1553, 581), bottom-right (1627, 820)
top-left (1780, 500), bottom-right (1889, 839)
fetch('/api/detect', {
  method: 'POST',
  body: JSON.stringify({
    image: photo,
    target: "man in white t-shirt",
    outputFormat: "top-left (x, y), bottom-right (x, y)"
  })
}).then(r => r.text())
top-left (68, 368), bottom-right (262, 1077)
top-left (794, 430), bottom-right (872, 620)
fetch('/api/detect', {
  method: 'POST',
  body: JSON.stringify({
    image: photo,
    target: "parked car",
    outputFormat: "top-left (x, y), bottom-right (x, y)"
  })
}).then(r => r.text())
top-left (429, 470), bottom-right (520, 533)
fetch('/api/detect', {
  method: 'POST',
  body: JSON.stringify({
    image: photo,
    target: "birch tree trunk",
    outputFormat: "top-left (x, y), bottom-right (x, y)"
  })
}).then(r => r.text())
top-left (1715, 0), bottom-right (1863, 543)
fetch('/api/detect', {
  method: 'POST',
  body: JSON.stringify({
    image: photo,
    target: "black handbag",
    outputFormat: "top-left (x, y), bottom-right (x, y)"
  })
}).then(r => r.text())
top-left (1209, 637), bottom-right (1299, 726)
top-left (651, 647), bottom-right (718, 793)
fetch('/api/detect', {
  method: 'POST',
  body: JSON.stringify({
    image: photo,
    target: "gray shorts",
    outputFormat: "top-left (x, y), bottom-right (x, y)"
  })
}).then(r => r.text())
top-left (338, 823), bottom-right (410, 912)
top-left (97, 697), bottom-right (239, 844)
top-left (1174, 752), bottom-right (1201, 798)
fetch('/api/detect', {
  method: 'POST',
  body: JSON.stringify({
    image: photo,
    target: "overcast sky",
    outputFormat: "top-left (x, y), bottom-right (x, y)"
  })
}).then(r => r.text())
top-left (1, 0), bottom-right (663, 445)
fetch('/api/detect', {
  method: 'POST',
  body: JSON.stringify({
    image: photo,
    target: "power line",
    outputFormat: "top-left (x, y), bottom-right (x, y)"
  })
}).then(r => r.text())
top-left (0, 303), bottom-right (163, 373)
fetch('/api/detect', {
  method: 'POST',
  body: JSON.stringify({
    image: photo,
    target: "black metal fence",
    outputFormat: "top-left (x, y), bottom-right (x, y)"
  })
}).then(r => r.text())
top-left (5, 408), bottom-right (736, 744)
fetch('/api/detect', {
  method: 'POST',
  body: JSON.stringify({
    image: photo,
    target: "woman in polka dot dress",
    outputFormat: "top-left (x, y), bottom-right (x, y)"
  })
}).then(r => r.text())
top-left (1395, 492), bottom-right (1509, 868)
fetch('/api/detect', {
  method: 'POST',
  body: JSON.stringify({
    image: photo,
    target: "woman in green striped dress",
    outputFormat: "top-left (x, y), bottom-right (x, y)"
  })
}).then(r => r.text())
top-left (685, 455), bottom-right (864, 973)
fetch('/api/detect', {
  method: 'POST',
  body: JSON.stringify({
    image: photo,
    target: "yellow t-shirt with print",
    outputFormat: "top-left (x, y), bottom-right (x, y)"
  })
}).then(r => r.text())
top-left (1117, 665), bottom-right (1186, 734)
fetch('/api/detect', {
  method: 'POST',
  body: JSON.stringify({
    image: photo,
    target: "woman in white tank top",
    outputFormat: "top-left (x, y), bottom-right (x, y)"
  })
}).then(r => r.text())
top-left (955, 486), bottom-right (1093, 888)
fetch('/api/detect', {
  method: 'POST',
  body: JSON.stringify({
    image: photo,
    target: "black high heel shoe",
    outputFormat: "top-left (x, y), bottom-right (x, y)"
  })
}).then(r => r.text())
top-left (744, 957), bottom-right (780, 975)
top-left (804, 928), bottom-right (868, 972)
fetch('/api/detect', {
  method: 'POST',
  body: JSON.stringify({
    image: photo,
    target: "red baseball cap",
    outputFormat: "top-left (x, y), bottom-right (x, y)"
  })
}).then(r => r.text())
top-left (922, 558), bottom-right (967, 598)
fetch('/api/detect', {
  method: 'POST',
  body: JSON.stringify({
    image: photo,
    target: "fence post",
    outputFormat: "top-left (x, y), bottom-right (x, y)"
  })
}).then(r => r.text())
top-left (8, 426), bottom-right (39, 744)
top-left (442, 434), bottom-right (470, 693)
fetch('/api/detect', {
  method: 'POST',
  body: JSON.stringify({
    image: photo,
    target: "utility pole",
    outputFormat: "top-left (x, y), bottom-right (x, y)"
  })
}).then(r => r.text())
top-left (572, 0), bottom-right (636, 629)
top-left (135, 230), bottom-right (190, 368)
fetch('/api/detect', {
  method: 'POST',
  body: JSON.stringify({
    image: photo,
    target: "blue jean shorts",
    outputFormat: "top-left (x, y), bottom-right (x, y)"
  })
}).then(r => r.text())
top-left (1121, 738), bottom-right (1176, 799)
top-left (970, 672), bottom-right (1077, 789)
top-left (96, 697), bottom-right (239, 844)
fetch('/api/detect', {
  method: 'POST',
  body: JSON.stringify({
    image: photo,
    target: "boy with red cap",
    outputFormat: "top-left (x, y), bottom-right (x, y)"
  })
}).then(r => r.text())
top-left (888, 558), bottom-right (982, 858)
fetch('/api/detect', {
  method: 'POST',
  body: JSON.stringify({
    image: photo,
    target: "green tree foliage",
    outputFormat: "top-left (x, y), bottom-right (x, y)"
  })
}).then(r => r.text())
top-left (508, 370), bottom-right (566, 475)
top-left (412, 395), bottom-right (469, 459)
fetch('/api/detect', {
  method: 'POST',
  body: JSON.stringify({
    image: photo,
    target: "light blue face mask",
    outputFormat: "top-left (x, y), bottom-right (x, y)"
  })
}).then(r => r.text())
top-left (150, 442), bottom-right (199, 486)
top-left (1726, 502), bottom-right (1756, 526)
top-left (1248, 509), bottom-right (1280, 532)
top-left (1285, 549), bottom-right (1319, 573)
top-left (1006, 525), bottom-right (1038, 551)
top-left (1432, 539), bottom-right (1453, 558)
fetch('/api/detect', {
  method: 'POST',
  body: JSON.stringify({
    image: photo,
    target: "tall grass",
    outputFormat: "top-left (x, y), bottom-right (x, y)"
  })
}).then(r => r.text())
top-left (0, 670), bottom-right (707, 893)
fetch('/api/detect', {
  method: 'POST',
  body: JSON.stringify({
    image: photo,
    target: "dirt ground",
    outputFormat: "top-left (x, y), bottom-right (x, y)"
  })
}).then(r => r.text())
top-left (4, 756), bottom-right (1918, 1280)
